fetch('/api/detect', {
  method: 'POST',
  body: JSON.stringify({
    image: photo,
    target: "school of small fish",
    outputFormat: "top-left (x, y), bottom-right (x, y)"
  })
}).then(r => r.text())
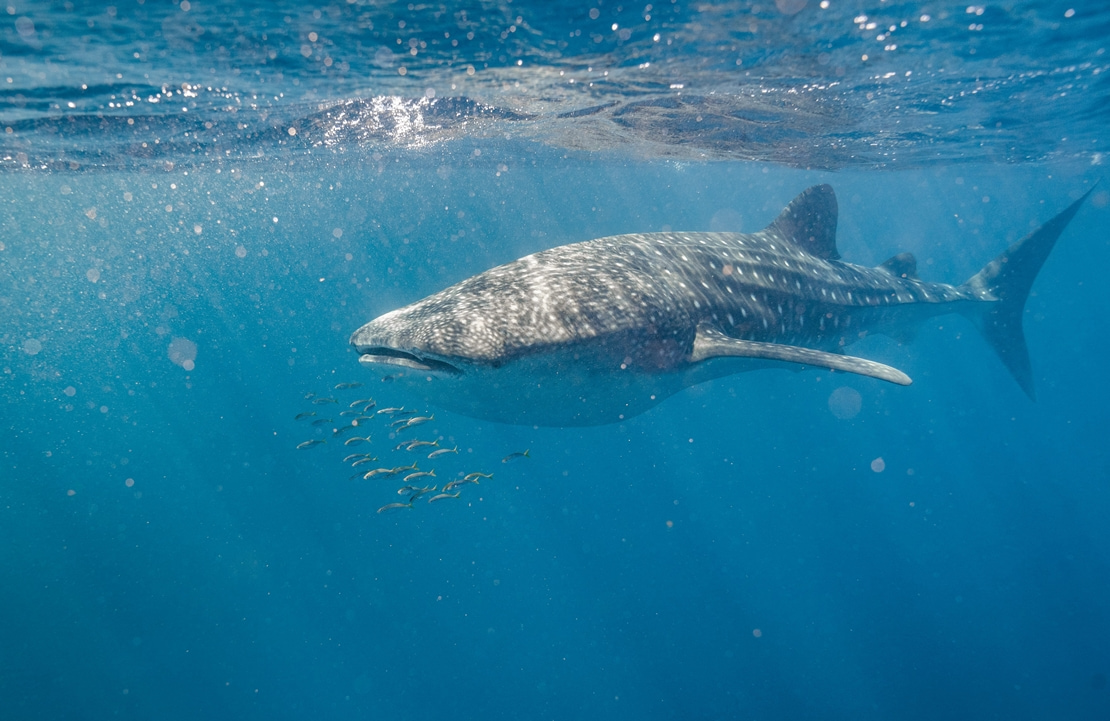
top-left (293, 382), bottom-right (529, 516)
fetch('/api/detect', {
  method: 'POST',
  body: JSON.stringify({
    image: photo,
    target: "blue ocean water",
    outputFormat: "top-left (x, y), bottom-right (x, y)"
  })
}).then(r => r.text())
top-left (2, 2), bottom-right (1109, 719)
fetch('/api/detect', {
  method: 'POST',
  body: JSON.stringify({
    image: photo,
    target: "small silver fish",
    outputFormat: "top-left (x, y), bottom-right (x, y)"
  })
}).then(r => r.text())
top-left (343, 436), bottom-right (372, 446)
top-left (343, 453), bottom-right (372, 463)
top-left (390, 418), bottom-right (412, 429)
top-left (333, 425), bottom-right (360, 437)
top-left (501, 450), bottom-right (531, 463)
top-left (350, 456), bottom-right (379, 467)
top-left (441, 480), bottom-right (465, 492)
top-left (310, 418), bottom-right (334, 427)
top-left (360, 401), bottom-right (377, 414)
top-left (405, 440), bottom-right (439, 451)
top-left (303, 392), bottom-right (316, 400)
top-left (427, 491), bottom-right (461, 504)
top-left (376, 406), bottom-right (406, 416)
top-left (463, 472), bottom-right (493, 482)
top-left (398, 484), bottom-right (437, 501)
top-left (339, 409), bottom-right (362, 417)
top-left (334, 382), bottom-right (364, 390)
top-left (427, 446), bottom-right (458, 459)
top-left (404, 415), bottom-right (434, 428)
top-left (364, 462), bottom-right (418, 480)
top-left (349, 398), bottom-right (374, 408)
top-left (294, 411), bottom-right (317, 421)
top-left (377, 501), bottom-right (413, 513)
top-left (312, 397), bottom-right (339, 405)
top-left (296, 439), bottom-right (326, 449)
top-left (403, 469), bottom-right (436, 483)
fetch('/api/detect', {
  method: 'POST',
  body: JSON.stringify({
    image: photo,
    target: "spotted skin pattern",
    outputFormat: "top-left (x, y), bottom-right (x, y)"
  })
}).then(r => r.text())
top-left (351, 185), bottom-right (1088, 425)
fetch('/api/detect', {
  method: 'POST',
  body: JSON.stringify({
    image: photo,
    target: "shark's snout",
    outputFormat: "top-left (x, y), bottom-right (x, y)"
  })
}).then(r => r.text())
top-left (350, 317), bottom-right (463, 376)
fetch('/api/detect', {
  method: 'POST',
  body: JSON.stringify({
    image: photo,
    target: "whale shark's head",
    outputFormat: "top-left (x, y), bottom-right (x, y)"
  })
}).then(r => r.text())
top-left (349, 307), bottom-right (471, 378)
top-left (346, 259), bottom-right (692, 426)
top-left (348, 279), bottom-right (522, 379)
top-left (350, 304), bottom-right (681, 426)
top-left (350, 246), bottom-right (635, 382)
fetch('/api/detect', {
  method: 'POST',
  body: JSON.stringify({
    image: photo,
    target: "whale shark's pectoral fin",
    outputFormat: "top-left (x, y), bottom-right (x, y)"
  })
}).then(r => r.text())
top-left (690, 325), bottom-right (912, 386)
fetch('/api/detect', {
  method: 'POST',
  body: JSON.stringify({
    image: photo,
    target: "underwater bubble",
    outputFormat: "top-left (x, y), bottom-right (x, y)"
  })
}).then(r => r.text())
top-left (708, 208), bottom-right (744, 232)
top-left (168, 337), bottom-right (198, 370)
top-left (22, 338), bottom-right (43, 355)
top-left (828, 386), bottom-right (861, 419)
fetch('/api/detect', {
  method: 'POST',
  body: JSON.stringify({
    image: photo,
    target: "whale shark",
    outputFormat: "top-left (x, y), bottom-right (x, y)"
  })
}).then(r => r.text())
top-left (350, 184), bottom-right (1090, 426)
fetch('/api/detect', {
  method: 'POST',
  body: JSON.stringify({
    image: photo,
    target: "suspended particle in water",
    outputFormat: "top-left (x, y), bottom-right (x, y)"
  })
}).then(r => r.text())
top-left (828, 386), bottom-right (861, 419)
top-left (168, 337), bottom-right (198, 371)
top-left (708, 208), bottom-right (744, 232)
top-left (775, 0), bottom-right (807, 15)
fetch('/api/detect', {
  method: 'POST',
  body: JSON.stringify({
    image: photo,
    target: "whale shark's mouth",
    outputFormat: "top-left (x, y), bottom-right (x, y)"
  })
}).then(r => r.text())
top-left (356, 347), bottom-right (462, 376)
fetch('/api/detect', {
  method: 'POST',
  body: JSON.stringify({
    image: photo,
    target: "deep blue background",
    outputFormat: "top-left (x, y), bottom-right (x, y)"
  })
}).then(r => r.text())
top-left (4, 0), bottom-right (1110, 717)
top-left (2, 156), bottom-right (1109, 720)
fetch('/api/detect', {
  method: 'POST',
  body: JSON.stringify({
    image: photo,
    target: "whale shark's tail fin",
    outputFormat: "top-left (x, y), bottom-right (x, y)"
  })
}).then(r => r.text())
top-left (960, 188), bottom-right (1093, 399)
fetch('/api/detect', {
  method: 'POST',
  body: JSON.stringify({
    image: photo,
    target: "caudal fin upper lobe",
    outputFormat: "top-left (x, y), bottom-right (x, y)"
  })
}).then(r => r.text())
top-left (961, 188), bottom-right (1094, 399)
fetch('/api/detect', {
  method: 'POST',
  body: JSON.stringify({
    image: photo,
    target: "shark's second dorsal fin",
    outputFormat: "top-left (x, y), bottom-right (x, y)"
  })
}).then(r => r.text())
top-left (878, 252), bottom-right (919, 280)
top-left (767, 184), bottom-right (840, 260)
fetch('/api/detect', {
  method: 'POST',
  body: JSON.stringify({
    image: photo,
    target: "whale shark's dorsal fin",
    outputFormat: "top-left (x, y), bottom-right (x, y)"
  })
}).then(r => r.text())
top-left (767, 184), bottom-right (840, 260)
top-left (690, 324), bottom-right (911, 386)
